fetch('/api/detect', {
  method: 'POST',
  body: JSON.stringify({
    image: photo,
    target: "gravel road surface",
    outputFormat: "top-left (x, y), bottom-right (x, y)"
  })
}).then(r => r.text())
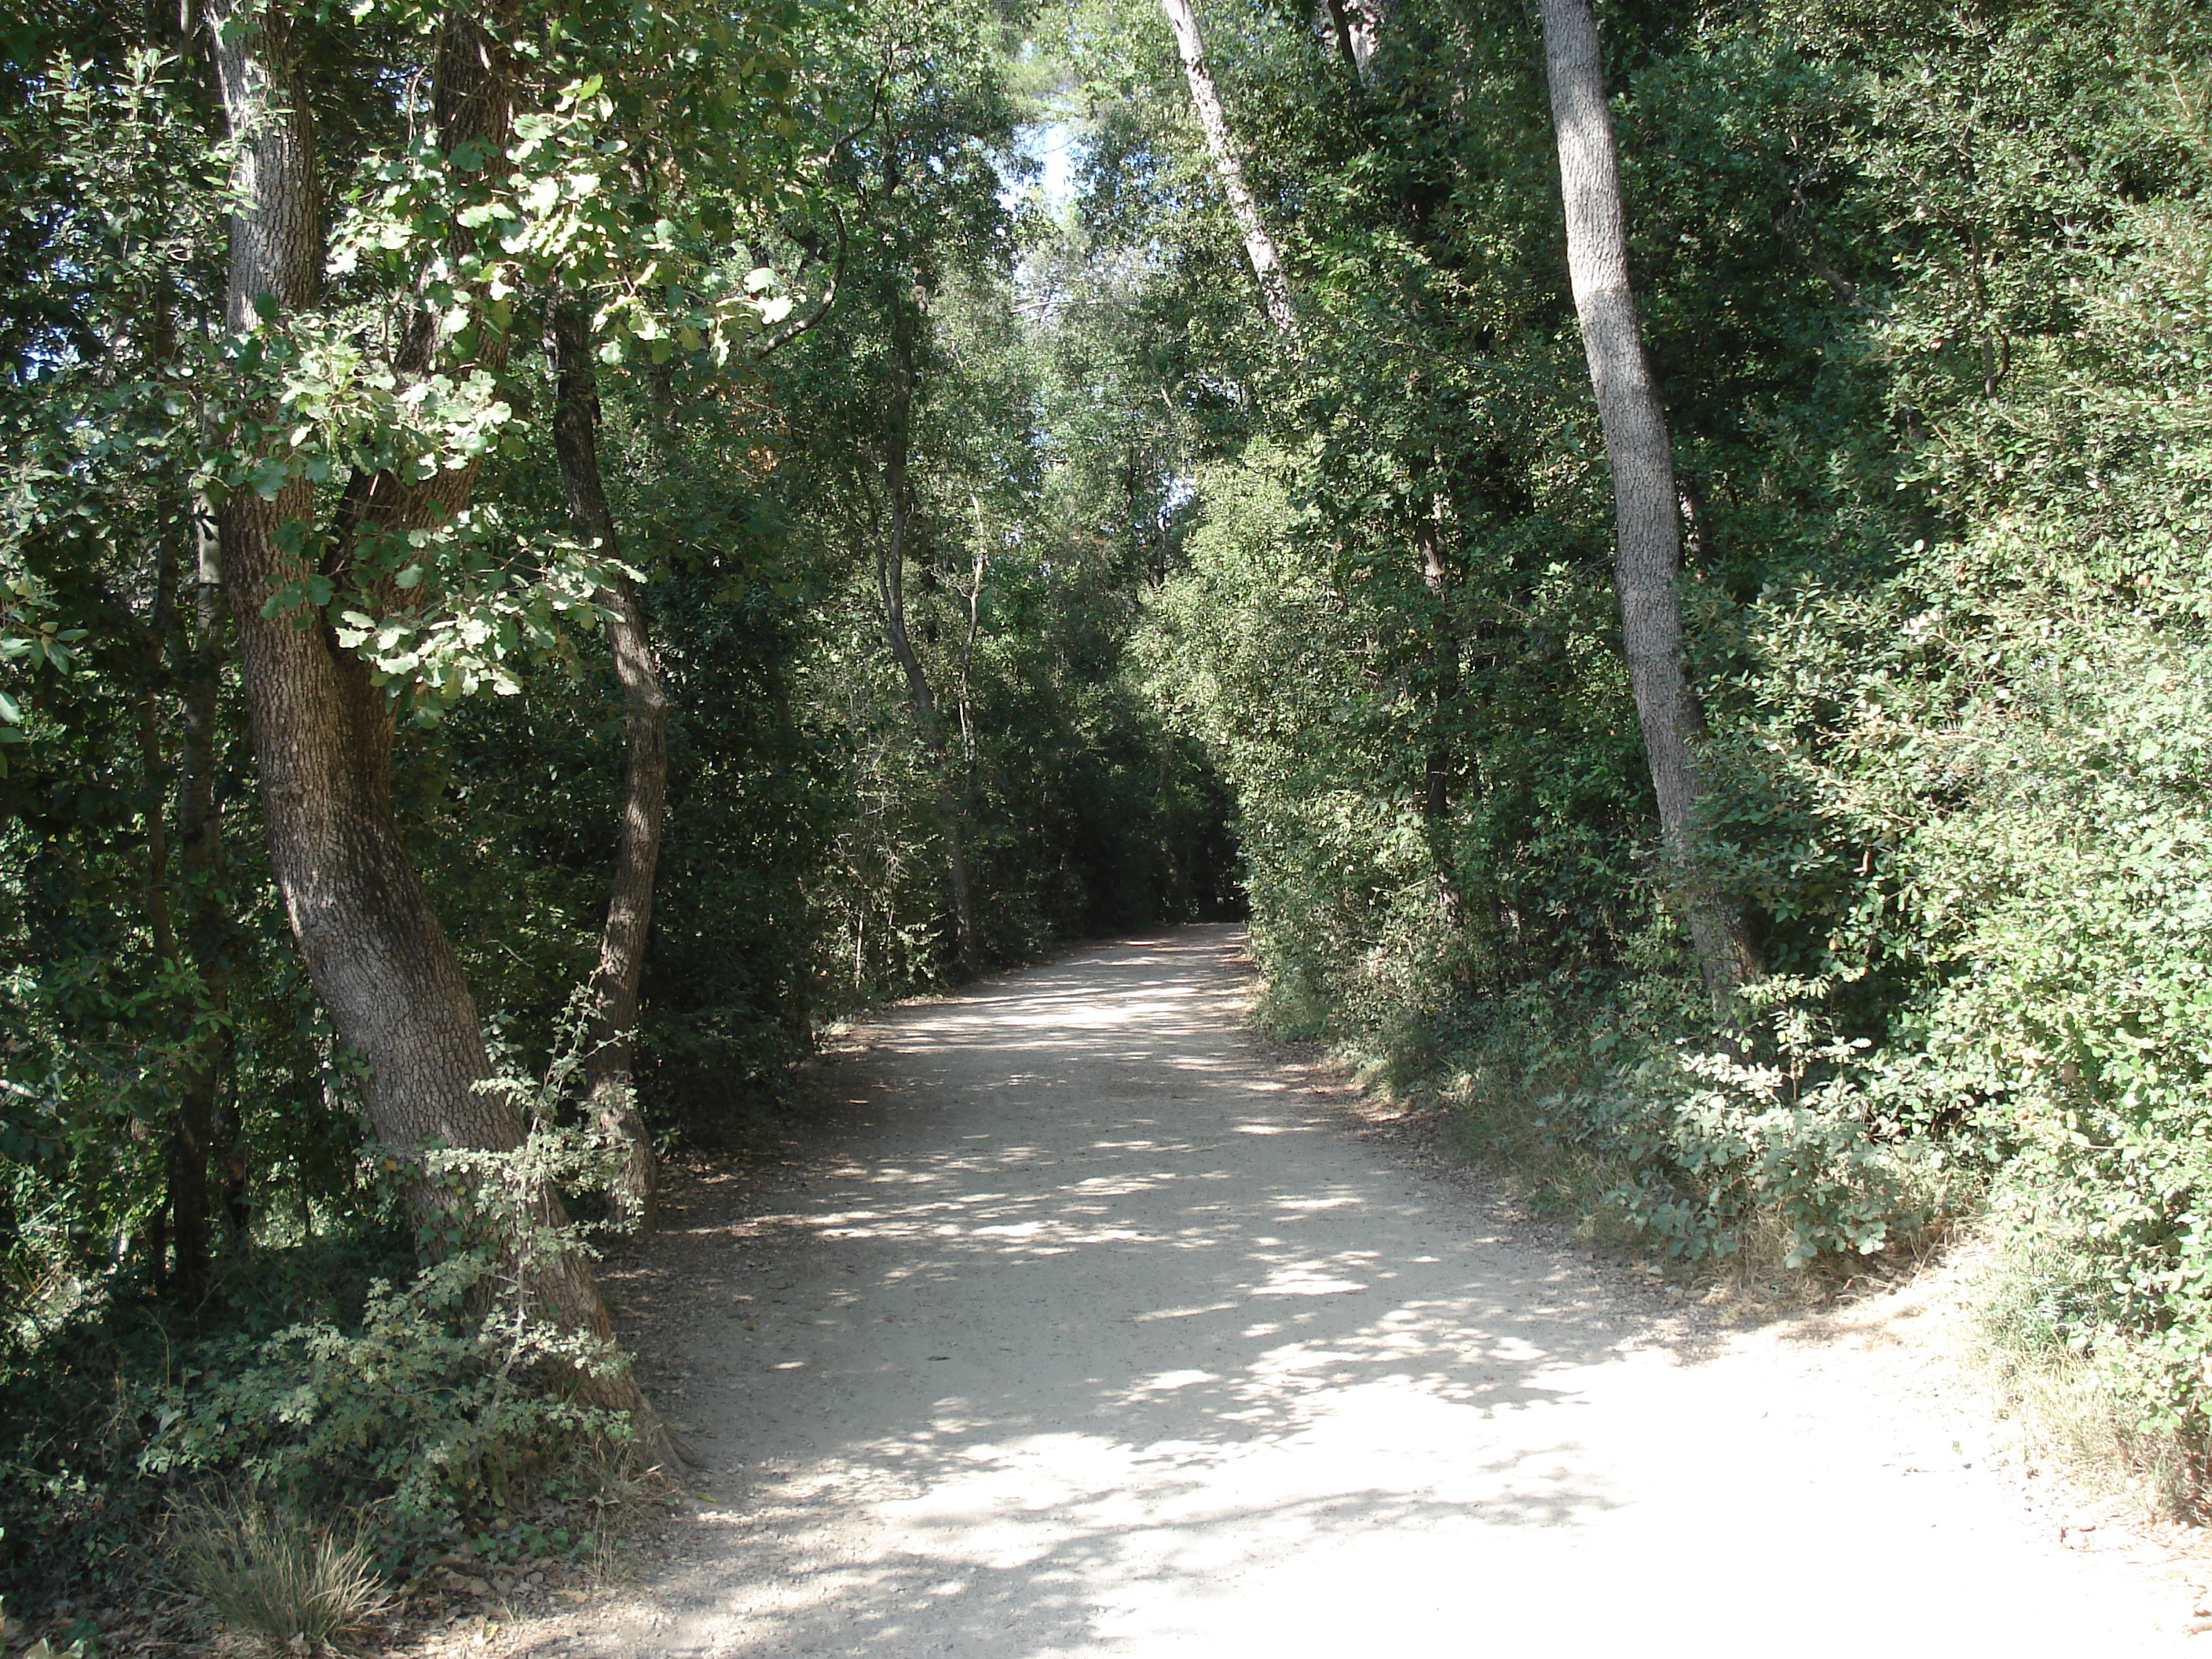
top-left (520, 925), bottom-right (2195, 1657)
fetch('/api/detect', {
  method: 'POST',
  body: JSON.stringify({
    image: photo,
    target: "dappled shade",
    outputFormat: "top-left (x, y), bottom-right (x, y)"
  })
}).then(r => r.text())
top-left (563, 930), bottom-right (2156, 1657)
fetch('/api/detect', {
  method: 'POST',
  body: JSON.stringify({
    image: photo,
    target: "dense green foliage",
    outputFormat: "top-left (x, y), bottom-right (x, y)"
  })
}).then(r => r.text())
top-left (0, 0), bottom-right (1228, 1609)
top-left (1100, 0), bottom-right (2212, 1503)
top-left (6, 0), bottom-right (2212, 1621)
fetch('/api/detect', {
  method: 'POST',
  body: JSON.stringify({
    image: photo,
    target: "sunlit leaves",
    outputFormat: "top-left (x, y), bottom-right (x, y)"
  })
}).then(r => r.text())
top-left (314, 514), bottom-right (638, 723)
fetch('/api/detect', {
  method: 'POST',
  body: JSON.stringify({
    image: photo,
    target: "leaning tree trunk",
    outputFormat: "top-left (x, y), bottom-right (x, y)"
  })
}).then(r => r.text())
top-left (1157, 0), bottom-right (1298, 336)
top-left (1539, 0), bottom-right (1761, 1017)
top-left (548, 300), bottom-right (666, 1235)
top-left (207, 0), bottom-right (668, 1444)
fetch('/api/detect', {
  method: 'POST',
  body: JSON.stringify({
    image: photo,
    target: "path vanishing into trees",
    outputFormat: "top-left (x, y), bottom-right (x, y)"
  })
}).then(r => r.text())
top-left (529, 927), bottom-right (2192, 1657)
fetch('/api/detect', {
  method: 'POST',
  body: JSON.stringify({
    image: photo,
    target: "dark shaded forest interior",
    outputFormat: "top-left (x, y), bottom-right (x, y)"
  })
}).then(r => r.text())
top-left (4, 0), bottom-right (2212, 1644)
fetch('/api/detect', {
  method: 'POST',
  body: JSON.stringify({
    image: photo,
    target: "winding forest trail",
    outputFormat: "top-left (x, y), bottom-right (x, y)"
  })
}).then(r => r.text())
top-left (535, 927), bottom-right (2195, 1657)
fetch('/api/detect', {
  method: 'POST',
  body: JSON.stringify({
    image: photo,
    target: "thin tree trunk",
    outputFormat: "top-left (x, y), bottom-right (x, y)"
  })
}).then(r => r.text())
top-left (168, 500), bottom-right (232, 1300)
top-left (137, 145), bottom-right (233, 1306)
top-left (208, 0), bottom-right (669, 1445)
top-left (134, 518), bottom-right (206, 1299)
top-left (134, 549), bottom-right (176, 966)
top-left (136, 699), bottom-right (175, 968)
top-left (1157, 0), bottom-right (1298, 336)
top-left (956, 496), bottom-right (986, 767)
top-left (1321, 0), bottom-right (1384, 81)
top-left (1413, 492), bottom-right (1467, 932)
top-left (548, 300), bottom-right (665, 1235)
top-left (878, 523), bottom-right (976, 979)
top-left (1539, 0), bottom-right (1761, 1017)
top-left (875, 333), bottom-right (977, 978)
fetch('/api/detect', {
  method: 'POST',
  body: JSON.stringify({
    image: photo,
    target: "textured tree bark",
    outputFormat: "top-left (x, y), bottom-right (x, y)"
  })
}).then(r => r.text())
top-left (211, 0), bottom-right (515, 1192)
top-left (209, 1), bottom-right (669, 1445)
top-left (548, 300), bottom-right (665, 1235)
top-left (875, 331), bottom-right (978, 978)
top-left (1157, 0), bottom-right (1298, 336)
top-left (1538, 0), bottom-right (1761, 1016)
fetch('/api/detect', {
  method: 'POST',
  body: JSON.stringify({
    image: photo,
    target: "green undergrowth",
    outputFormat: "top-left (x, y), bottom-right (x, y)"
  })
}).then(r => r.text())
top-left (0, 1090), bottom-right (663, 1630)
top-left (0, 1233), bottom-right (634, 1613)
top-left (1290, 944), bottom-right (2212, 1519)
top-left (1975, 1240), bottom-right (2212, 1522)
top-left (1317, 973), bottom-right (1966, 1298)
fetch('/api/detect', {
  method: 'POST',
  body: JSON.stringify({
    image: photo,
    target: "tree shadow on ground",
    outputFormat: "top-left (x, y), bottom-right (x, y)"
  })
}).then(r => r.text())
top-left (527, 928), bottom-right (1710, 1658)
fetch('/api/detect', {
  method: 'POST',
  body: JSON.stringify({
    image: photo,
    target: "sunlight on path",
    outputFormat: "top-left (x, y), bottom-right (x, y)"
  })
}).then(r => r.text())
top-left (536, 926), bottom-right (2188, 1657)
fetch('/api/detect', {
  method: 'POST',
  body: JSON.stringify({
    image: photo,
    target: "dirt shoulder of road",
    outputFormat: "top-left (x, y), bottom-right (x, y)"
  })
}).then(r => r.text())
top-left (1276, 1032), bottom-right (2212, 1635)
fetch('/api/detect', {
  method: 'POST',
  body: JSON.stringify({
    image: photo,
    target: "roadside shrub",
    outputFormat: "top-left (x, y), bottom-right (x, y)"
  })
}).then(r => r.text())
top-left (1, 1024), bottom-right (656, 1612)
top-left (140, 1107), bottom-right (640, 1555)
top-left (1978, 1238), bottom-right (2212, 1520)
top-left (1551, 978), bottom-right (1954, 1269)
top-left (0, 1530), bottom-right (83, 1659)
top-left (0, 1227), bottom-right (425, 1603)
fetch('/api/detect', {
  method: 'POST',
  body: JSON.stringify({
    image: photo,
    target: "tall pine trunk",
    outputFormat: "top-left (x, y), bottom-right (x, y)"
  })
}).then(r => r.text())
top-left (1157, 0), bottom-right (1298, 336)
top-left (208, 0), bottom-right (666, 1441)
top-left (548, 300), bottom-right (666, 1234)
top-left (1538, 0), bottom-right (1761, 1017)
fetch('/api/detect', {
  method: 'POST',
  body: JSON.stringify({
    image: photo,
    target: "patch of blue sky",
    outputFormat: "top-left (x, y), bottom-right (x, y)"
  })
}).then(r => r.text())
top-left (1009, 121), bottom-right (1081, 215)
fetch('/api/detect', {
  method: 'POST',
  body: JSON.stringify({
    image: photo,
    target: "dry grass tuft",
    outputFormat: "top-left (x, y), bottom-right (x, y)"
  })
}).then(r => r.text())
top-left (170, 1498), bottom-right (390, 1655)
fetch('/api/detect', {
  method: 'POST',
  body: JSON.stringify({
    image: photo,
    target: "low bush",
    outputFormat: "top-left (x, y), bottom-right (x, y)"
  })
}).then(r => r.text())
top-left (1403, 973), bottom-right (1958, 1282)
top-left (2, 1048), bottom-right (653, 1610)
top-left (1977, 1239), bottom-right (2212, 1520)
top-left (1571, 977), bottom-right (1958, 1269)
top-left (140, 1099), bottom-right (644, 1562)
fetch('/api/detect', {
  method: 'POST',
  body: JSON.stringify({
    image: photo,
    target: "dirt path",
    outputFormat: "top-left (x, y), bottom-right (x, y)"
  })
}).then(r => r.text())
top-left (522, 926), bottom-right (2199, 1657)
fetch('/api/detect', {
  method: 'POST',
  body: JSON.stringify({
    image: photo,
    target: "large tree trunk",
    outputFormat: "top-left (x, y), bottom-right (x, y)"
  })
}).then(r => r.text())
top-left (1538, 0), bottom-right (1761, 1018)
top-left (1157, 0), bottom-right (1298, 336)
top-left (875, 331), bottom-right (978, 979)
top-left (207, 0), bottom-right (668, 1445)
top-left (548, 300), bottom-right (665, 1235)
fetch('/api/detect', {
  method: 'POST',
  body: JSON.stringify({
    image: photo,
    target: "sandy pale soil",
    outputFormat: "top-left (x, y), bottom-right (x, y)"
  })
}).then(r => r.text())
top-left (513, 925), bottom-right (2203, 1657)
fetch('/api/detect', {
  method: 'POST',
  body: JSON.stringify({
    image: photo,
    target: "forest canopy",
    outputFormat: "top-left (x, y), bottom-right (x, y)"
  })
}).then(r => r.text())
top-left (5, 0), bottom-right (2211, 1628)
